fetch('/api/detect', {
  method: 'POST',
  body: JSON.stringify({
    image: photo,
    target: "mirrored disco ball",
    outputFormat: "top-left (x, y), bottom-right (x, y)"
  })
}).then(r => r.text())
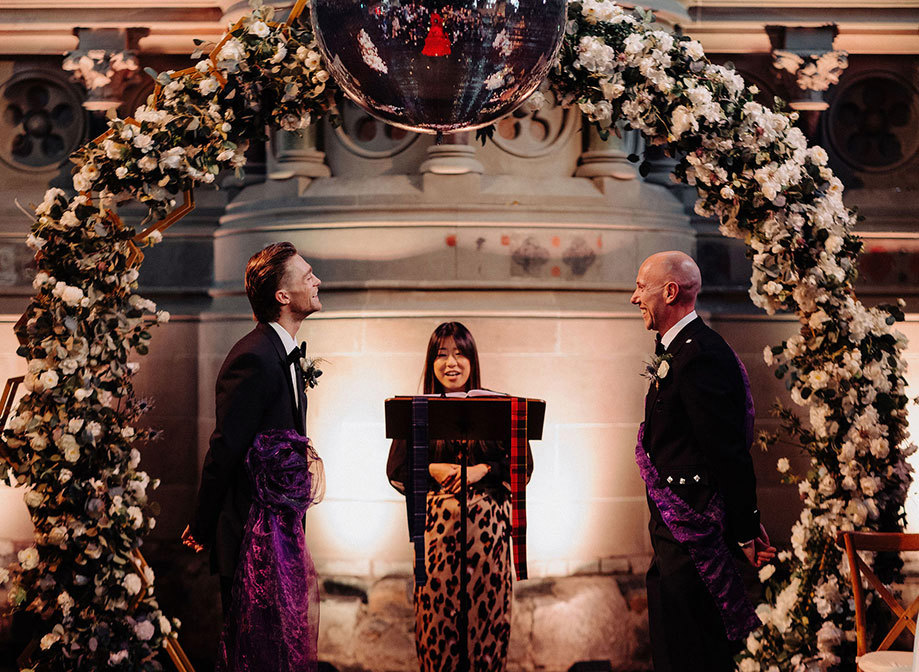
top-left (309, 0), bottom-right (567, 134)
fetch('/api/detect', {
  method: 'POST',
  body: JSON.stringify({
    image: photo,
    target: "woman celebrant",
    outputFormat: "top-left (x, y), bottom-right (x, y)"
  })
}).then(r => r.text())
top-left (386, 322), bottom-right (533, 672)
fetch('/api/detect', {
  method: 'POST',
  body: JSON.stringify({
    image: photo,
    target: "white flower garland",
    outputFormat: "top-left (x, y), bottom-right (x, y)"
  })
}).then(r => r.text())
top-left (0, 0), bottom-right (910, 669)
top-left (546, 2), bottom-right (913, 669)
top-left (0, 3), bottom-right (336, 669)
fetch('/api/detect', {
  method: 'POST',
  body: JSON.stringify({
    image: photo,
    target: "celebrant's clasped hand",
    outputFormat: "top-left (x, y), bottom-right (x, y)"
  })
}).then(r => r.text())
top-left (429, 462), bottom-right (490, 494)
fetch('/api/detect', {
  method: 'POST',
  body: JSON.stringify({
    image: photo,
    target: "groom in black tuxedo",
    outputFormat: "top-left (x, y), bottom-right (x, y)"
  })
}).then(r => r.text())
top-left (631, 251), bottom-right (775, 672)
top-left (182, 241), bottom-right (321, 614)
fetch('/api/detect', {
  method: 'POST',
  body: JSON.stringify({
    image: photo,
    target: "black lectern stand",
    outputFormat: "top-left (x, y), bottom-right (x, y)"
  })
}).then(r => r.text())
top-left (385, 396), bottom-right (545, 672)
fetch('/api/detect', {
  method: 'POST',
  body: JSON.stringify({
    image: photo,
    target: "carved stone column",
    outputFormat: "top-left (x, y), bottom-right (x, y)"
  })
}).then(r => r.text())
top-left (268, 124), bottom-right (332, 187)
top-left (575, 124), bottom-right (637, 192)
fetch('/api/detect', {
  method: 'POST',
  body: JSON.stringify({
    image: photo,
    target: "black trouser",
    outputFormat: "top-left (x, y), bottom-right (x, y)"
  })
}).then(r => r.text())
top-left (646, 517), bottom-right (740, 672)
top-left (220, 575), bottom-right (234, 620)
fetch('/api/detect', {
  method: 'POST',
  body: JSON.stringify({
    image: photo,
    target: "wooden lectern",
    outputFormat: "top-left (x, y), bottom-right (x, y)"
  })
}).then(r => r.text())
top-left (385, 395), bottom-right (545, 672)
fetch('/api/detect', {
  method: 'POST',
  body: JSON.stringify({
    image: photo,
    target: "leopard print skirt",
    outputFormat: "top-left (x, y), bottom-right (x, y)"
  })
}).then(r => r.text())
top-left (414, 490), bottom-right (512, 672)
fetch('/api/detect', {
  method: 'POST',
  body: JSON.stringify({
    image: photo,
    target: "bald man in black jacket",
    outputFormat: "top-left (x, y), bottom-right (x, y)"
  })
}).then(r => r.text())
top-left (631, 251), bottom-right (775, 672)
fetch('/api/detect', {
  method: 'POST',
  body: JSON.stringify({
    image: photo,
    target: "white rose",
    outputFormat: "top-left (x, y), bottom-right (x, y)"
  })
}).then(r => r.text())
top-left (657, 360), bottom-right (670, 379)
top-left (57, 590), bottom-right (74, 615)
top-left (846, 499), bottom-right (868, 526)
top-left (74, 388), bottom-right (91, 401)
top-left (198, 77), bottom-right (219, 96)
top-left (40, 632), bottom-right (60, 650)
top-left (60, 286), bottom-right (84, 306)
top-left (249, 20), bottom-right (270, 38)
top-left (809, 146), bottom-right (829, 166)
top-left (138, 155), bottom-right (157, 172)
top-left (123, 573), bottom-right (142, 596)
top-left (59, 434), bottom-right (80, 462)
top-left (32, 271), bottom-right (51, 289)
top-left (159, 147), bottom-right (185, 171)
top-left (158, 615), bottom-right (172, 635)
top-left (39, 370), bottom-right (59, 389)
top-left (869, 438), bottom-right (889, 459)
top-left (303, 50), bottom-right (321, 69)
top-left (135, 620), bottom-right (156, 641)
top-left (860, 476), bottom-right (880, 497)
top-left (808, 369), bottom-right (830, 389)
top-left (26, 234), bottom-right (46, 251)
top-left (109, 650), bottom-right (129, 665)
top-left (133, 134), bottom-right (153, 150)
top-left (72, 172), bottom-right (92, 192)
top-left (127, 506), bottom-right (144, 529)
top-left (683, 39), bottom-right (705, 61)
top-left (739, 657), bottom-right (760, 672)
top-left (18, 546), bottom-right (39, 570)
top-left (60, 210), bottom-right (79, 228)
top-left (670, 105), bottom-right (696, 139)
top-left (776, 458), bottom-right (790, 474)
top-left (816, 621), bottom-right (843, 652)
top-left (24, 490), bottom-right (43, 508)
top-left (50, 523), bottom-right (69, 545)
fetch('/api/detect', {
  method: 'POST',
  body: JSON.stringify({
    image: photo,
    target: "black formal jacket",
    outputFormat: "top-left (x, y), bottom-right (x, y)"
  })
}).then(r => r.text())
top-left (191, 322), bottom-right (307, 577)
top-left (643, 317), bottom-right (760, 545)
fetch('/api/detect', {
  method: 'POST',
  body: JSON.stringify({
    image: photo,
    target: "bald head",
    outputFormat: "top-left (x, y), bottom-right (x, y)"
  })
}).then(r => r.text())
top-left (631, 251), bottom-right (701, 334)
top-left (644, 251), bottom-right (701, 304)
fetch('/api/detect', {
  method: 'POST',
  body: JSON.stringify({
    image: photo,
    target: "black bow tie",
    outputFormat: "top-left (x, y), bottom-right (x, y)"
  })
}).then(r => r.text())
top-left (654, 334), bottom-right (665, 356)
top-left (287, 341), bottom-right (306, 365)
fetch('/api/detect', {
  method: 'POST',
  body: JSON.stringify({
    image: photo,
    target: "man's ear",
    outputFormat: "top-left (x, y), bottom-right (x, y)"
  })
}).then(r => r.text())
top-left (662, 281), bottom-right (680, 305)
top-left (275, 288), bottom-right (291, 307)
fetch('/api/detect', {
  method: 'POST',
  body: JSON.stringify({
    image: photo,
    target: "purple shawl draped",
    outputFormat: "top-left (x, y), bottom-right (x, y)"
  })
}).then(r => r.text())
top-left (216, 429), bottom-right (324, 672)
top-left (635, 352), bottom-right (760, 642)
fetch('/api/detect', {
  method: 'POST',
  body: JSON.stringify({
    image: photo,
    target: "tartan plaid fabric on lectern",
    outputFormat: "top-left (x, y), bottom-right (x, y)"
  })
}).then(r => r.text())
top-left (510, 397), bottom-right (528, 580)
top-left (410, 397), bottom-right (429, 585)
top-left (406, 396), bottom-right (529, 584)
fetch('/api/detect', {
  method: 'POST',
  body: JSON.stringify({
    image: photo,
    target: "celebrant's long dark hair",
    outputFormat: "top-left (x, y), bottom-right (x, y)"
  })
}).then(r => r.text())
top-left (422, 321), bottom-right (482, 394)
top-left (421, 322), bottom-right (488, 464)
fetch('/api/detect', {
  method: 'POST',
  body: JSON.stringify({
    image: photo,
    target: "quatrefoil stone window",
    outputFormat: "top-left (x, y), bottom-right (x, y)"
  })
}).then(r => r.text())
top-left (0, 72), bottom-right (85, 171)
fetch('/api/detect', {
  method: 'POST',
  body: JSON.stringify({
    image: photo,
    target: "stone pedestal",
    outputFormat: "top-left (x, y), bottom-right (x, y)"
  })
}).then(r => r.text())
top-left (268, 125), bottom-right (332, 184)
top-left (419, 132), bottom-right (484, 176)
top-left (575, 125), bottom-right (638, 189)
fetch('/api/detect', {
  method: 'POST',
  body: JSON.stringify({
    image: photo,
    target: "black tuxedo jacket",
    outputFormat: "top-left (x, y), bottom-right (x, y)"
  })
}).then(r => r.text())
top-left (643, 316), bottom-right (759, 545)
top-left (191, 322), bottom-right (307, 577)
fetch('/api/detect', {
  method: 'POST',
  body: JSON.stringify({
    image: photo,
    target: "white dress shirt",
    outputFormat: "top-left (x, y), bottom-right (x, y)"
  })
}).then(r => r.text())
top-left (268, 322), bottom-right (300, 409)
top-left (661, 310), bottom-right (698, 351)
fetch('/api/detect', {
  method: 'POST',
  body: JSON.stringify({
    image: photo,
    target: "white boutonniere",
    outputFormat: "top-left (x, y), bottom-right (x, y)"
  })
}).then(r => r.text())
top-left (299, 356), bottom-right (325, 391)
top-left (642, 352), bottom-right (673, 388)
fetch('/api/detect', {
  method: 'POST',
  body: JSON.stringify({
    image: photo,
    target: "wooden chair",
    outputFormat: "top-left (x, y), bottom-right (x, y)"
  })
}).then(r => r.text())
top-left (836, 531), bottom-right (919, 672)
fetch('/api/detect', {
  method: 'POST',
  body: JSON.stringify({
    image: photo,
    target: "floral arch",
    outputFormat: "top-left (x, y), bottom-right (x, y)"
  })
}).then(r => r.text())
top-left (0, 1), bottom-right (912, 670)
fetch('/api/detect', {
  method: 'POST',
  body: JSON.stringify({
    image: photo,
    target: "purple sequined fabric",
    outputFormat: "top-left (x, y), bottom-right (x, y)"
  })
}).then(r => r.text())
top-left (216, 430), bottom-right (324, 672)
top-left (635, 352), bottom-right (761, 642)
